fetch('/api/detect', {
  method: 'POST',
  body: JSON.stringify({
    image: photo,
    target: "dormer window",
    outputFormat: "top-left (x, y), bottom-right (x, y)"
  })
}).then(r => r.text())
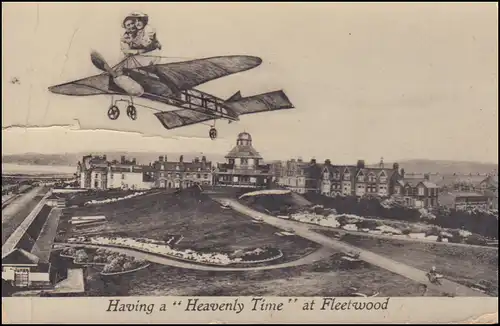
top-left (343, 168), bottom-right (351, 180)
top-left (368, 172), bottom-right (376, 182)
top-left (379, 171), bottom-right (387, 183)
top-left (357, 171), bottom-right (365, 182)
top-left (333, 170), bottom-right (340, 180)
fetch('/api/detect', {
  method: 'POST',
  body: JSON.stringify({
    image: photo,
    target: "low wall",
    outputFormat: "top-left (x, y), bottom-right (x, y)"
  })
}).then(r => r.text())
top-left (52, 188), bottom-right (87, 194)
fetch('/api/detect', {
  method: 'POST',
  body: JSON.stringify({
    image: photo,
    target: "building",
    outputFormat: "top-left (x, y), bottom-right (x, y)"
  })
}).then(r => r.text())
top-left (439, 192), bottom-right (490, 210)
top-left (277, 158), bottom-right (322, 194)
top-left (479, 175), bottom-right (498, 209)
top-left (77, 155), bottom-right (155, 190)
top-left (395, 173), bottom-right (440, 208)
top-left (2, 249), bottom-right (51, 288)
top-left (151, 155), bottom-right (213, 189)
top-left (213, 132), bottom-right (273, 188)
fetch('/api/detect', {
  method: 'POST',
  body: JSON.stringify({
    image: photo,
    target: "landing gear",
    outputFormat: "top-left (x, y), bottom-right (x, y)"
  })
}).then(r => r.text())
top-left (107, 98), bottom-right (138, 121)
top-left (127, 105), bottom-right (137, 120)
top-left (209, 127), bottom-right (217, 140)
top-left (107, 105), bottom-right (120, 120)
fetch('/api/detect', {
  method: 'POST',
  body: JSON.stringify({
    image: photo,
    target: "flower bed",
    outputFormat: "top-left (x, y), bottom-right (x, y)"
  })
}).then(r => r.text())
top-left (67, 236), bottom-right (283, 266)
top-left (100, 263), bottom-right (150, 276)
top-left (84, 192), bottom-right (146, 206)
top-left (60, 247), bottom-right (149, 274)
top-left (280, 207), bottom-right (492, 245)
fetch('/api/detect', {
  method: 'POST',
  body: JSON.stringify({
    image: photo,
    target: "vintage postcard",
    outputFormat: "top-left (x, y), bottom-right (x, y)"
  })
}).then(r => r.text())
top-left (2, 2), bottom-right (498, 324)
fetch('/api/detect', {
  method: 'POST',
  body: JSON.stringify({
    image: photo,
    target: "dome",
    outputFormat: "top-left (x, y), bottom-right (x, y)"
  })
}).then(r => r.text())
top-left (237, 132), bottom-right (252, 142)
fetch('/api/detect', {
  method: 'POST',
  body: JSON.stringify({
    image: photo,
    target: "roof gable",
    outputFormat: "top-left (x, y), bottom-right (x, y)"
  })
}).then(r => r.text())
top-left (2, 248), bottom-right (39, 265)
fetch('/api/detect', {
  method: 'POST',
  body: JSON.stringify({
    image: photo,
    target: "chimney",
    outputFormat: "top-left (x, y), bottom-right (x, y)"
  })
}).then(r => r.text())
top-left (132, 158), bottom-right (136, 165)
top-left (324, 159), bottom-right (331, 166)
top-left (310, 158), bottom-right (316, 165)
top-left (202, 156), bottom-right (207, 163)
top-left (159, 156), bottom-right (164, 162)
top-left (121, 155), bottom-right (126, 164)
top-left (401, 168), bottom-right (405, 178)
top-left (179, 155), bottom-right (184, 163)
top-left (103, 155), bottom-right (107, 161)
top-left (424, 173), bottom-right (430, 181)
top-left (194, 157), bottom-right (200, 163)
top-left (357, 160), bottom-right (365, 169)
top-left (393, 162), bottom-right (399, 171)
top-left (379, 157), bottom-right (384, 169)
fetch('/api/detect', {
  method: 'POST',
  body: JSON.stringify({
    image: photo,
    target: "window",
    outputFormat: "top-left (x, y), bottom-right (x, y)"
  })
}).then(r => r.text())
top-left (197, 174), bottom-right (201, 178)
top-left (333, 171), bottom-right (340, 180)
top-left (241, 158), bottom-right (249, 165)
top-left (368, 173), bottom-right (376, 182)
top-left (160, 172), bottom-right (164, 177)
top-left (121, 173), bottom-right (125, 180)
top-left (95, 173), bottom-right (99, 179)
top-left (204, 174), bottom-right (208, 179)
top-left (418, 187), bottom-right (425, 196)
top-left (176, 174), bottom-right (180, 178)
top-left (357, 172), bottom-right (365, 182)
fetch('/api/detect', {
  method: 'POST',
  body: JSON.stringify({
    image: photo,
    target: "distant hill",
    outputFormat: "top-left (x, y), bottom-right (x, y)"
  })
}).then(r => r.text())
top-left (368, 159), bottom-right (497, 175)
top-left (2, 152), bottom-right (227, 167)
top-left (2, 154), bottom-right (497, 175)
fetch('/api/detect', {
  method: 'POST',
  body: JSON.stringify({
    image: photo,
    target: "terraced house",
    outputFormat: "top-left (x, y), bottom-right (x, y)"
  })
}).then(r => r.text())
top-left (77, 155), bottom-right (155, 190)
top-left (320, 159), bottom-right (400, 197)
top-left (394, 172), bottom-right (440, 208)
top-left (151, 155), bottom-right (213, 189)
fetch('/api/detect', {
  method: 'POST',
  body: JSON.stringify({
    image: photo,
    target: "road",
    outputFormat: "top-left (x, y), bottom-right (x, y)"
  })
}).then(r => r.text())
top-left (220, 198), bottom-right (489, 297)
top-left (56, 243), bottom-right (335, 272)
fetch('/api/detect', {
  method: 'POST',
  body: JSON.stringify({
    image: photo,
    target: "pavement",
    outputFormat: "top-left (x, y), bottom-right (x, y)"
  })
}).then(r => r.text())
top-left (1, 186), bottom-right (44, 224)
top-left (219, 198), bottom-right (490, 297)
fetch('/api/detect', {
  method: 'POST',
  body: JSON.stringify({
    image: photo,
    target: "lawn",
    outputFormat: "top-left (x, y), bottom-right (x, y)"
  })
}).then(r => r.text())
top-left (58, 187), bottom-right (319, 264)
top-left (332, 233), bottom-right (499, 296)
top-left (81, 252), bottom-right (442, 297)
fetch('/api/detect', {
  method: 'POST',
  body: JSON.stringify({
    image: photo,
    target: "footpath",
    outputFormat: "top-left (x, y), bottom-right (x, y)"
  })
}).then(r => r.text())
top-left (220, 198), bottom-right (489, 297)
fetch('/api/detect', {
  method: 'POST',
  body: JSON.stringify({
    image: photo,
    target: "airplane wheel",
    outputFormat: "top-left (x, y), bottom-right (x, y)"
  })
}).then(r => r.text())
top-left (209, 127), bottom-right (217, 140)
top-left (108, 105), bottom-right (120, 120)
top-left (127, 105), bottom-right (137, 120)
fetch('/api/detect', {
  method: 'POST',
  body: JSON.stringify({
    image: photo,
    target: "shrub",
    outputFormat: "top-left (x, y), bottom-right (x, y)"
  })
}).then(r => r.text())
top-left (465, 234), bottom-right (487, 246)
top-left (402, 228), bottom-right (411, 235)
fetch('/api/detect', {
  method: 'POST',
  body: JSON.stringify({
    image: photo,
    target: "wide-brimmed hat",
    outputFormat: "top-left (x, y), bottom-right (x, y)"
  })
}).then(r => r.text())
top-left (122, 12), bottom-right (149, 27)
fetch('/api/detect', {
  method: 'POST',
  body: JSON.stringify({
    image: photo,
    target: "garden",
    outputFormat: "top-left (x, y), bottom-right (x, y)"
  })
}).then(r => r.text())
top-left (57, 188), bottom-right (319, 264)
top-left (64, 236), bottom-right (284, 267)
top-left (60, 246), bottom-right (149, 275)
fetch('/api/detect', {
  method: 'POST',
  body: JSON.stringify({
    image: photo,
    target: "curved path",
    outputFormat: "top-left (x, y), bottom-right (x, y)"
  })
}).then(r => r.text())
top-left (55, 243), bottom-right (335, 271)
top-left (220, 198), bottom-right (490, 297)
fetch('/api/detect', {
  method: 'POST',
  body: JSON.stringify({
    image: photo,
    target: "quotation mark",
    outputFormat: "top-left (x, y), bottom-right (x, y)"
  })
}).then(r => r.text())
top-left (173, 301), bottom-right (183, 306)
top-left (288, 298), bottom-right (298, 303)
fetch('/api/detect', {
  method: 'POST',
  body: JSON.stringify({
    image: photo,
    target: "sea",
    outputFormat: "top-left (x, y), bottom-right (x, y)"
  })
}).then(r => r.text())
top-left (2, 163), bottom-right (76, 175)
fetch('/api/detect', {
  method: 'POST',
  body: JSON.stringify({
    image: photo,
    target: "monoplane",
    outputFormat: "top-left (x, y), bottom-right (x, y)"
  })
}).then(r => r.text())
top-left (48, 52), bottom-right (294, 139)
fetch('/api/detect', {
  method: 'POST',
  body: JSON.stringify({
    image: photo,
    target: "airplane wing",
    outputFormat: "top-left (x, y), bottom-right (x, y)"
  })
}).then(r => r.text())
top-left (224, 90), bottom-right (294, 116)
top-left (137, 55), bottom-right (263, 92)
top-left (154, 109), bottom-right (216, 130)
top-left (48, 74), bottom-right (119, 96)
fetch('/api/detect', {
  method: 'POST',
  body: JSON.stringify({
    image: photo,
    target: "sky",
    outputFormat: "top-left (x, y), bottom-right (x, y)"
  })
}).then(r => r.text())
top-left (2, 3), bottom-right (498, 164)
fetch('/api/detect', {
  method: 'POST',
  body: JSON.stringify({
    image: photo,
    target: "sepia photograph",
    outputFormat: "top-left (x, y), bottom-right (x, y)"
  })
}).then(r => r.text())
top-left (2, 2), bottom-right (498, 324)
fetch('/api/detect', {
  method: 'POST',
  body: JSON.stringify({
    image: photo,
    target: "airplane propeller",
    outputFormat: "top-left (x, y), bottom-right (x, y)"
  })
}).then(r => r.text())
top-left (91, 51), bottom-right (118, 78)
top-left (90, 50), bottom-right (144, 97)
